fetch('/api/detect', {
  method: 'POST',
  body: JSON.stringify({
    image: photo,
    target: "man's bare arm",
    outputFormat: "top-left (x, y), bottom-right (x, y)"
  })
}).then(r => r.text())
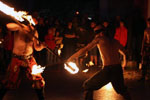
top-left (118, 49), bottom-right (126, 68)
top-left (67, 37), bottom-right (98, 62)
top-left (33, 31), bottom-right (46, 51)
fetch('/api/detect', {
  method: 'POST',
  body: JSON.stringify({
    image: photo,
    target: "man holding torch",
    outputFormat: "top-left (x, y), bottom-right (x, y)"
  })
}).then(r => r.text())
top-left (0, 22), bottom-right (46, 100)
top-left (67, 29), bottom-right (131, 100)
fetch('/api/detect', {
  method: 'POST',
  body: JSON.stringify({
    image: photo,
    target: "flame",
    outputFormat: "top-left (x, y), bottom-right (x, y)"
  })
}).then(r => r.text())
top-left (0, 1), bottom-right (35, 25)
top-left (86, 61), bottom-right (94, 67)
top-left (89, 61), bottom-right (94, 66)
top-left (82, 69), bottom-right (89, 73)
top-left (64, 62), bottom-right (79, 74)
top-left (58, 49), bottom-right (61, 56)
top-left (31, 65), bottom-right (45, 75)
top-left (103, 82), bottom-right (113, 90)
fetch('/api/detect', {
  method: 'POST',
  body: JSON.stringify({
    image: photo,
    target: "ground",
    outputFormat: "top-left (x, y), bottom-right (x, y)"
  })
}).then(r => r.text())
top-left (1, 64), bottom-right (150, 100)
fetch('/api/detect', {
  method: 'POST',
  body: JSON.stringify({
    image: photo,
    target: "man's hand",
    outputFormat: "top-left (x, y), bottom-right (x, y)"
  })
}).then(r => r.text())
top-left (40, 42), bottom-right (47, 48)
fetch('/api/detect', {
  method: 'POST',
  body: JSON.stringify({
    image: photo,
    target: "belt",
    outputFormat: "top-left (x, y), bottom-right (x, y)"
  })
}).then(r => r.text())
top-left (12, 54), bottom-right (33, 60)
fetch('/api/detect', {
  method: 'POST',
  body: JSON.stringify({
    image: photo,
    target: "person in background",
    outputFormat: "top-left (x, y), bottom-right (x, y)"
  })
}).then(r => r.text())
top-left (62, 21), bottom-right (78, 60)
top-left (44, 27), bottom-right (56, 64)
top-left (0, 25), bottom-right (5, 75)
top-left (139, 18), bottom-right (150, 82)
top-left (88, 21), bottom-right (99, 67)
top-left (3, 30), bottom-right (14, 69)
top-left (114, 20), bottom-right (128, 47)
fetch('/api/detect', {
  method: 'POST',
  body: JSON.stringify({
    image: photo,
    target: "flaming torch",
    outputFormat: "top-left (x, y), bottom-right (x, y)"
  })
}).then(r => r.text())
top-left (64, 62), bottom-right (79, 74)
top-left (0, 1), bottom-right (79, 74)
top-left (0, 1), bottom-right (35, 26)
top-left (31, 65), bottom-right (45, 75)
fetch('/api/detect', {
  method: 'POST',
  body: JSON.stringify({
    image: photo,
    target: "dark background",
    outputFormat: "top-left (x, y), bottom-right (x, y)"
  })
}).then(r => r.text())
top-left (1, 0), bottom-right (146, 19)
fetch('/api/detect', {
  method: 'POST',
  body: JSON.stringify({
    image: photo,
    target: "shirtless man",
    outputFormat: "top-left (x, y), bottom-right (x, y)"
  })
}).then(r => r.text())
top-left (67, 29), bottom-right (131, 100)
top-left (140, 18), bottom-right (150, 81)
top-left (0, 23), bottom-right (46, 100)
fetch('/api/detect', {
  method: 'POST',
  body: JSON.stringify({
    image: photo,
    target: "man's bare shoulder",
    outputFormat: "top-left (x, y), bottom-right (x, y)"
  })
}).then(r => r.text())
top-left (6, 23), bottom-right (21, 31)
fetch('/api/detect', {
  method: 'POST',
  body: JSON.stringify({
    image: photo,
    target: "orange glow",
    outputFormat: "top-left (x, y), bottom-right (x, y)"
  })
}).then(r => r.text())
top-left (64, 62), bottom-right (79, 74)
top-left (58, 49), bottom-right (61, 56)
top-left (86, 61), bottom-right (94, 67)
top-left (0, 1), bottom-right (35, 25)
top-left (76, 11), bottom-right (79, 15)
top-left (82, 69), bottom-right (89, 73)
top-left (103, 82), bottom-right (113, 90)
top-left (31, 65), bottom-right (45, 75)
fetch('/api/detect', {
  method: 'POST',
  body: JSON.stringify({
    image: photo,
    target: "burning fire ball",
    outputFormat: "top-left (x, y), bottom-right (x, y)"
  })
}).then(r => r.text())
top-left (64, 62), bottom-right (79, 74)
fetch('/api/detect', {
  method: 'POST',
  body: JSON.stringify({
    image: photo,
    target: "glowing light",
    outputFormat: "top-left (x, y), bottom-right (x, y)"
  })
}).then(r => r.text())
top-left (82, 69), bottom-right (89, 73)
top-left (0, 1), bottom-right (35, 25)
top-left (76, 11), bottom-right (79, 15)
top-left (31, 65), bottom-right (45, 75)
top-left (103, 82), bottom-right (113, 90)
top-left (86, 61), bottom-right (94, 67)
top-left (58, 49), bottom-right (61, 56)
top-left (64, 62), bottom-right (79, 74)
top-left (88, 17), bottom-right (92, 20)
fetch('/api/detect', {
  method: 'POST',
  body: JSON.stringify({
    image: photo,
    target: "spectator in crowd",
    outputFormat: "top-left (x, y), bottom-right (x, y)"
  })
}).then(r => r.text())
top-left (44, 27), bottom-right (56, 64)
top-left (0, 25), bottom-right (5, 74)
top-left (114, 20), bottom-right (128, 48)
top-left (62, 21), bottom-right (78, 60)
top-left (139, 18), bottom-right (150, 82)
top-left (3, 30), bottom-right (14, 68)
top-left (35, 17), bottom-right (48, 66)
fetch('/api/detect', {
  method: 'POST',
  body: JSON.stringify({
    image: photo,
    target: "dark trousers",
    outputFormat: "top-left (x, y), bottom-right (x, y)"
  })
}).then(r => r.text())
top-left (83, 64), bottom-right (131, 100)
top-left (141, 55), bottom-right (150, 79)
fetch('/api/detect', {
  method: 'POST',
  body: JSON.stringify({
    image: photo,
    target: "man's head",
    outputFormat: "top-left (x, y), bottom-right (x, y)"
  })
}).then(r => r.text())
top-left (95, 29), bottom-right (105, 36)
top-left (147, 18), bottom-right (150, 28)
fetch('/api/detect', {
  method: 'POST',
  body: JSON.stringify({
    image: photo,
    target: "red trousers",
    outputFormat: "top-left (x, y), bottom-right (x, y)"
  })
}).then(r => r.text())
top-left (2, 56), bottom-right (45, 89)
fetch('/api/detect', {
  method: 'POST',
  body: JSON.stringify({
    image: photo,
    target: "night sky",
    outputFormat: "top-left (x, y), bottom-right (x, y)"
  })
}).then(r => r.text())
top-left (0, 0), bottom-right (146, 25)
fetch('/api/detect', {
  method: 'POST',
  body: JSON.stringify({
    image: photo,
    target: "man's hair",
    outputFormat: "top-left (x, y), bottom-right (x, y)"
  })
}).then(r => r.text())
top-left (147, 18), bottom-right (150, 22)
top-left (95, 29), bottom-right (104, 34)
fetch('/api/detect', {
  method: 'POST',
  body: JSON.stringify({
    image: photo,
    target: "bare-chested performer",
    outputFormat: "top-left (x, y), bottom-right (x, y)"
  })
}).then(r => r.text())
top-left (0, 23), bottom-right (46, 100)
top-left (139, 18), bottom-right (150, 82)
top-left (67, 29), bottom-right (131, 100)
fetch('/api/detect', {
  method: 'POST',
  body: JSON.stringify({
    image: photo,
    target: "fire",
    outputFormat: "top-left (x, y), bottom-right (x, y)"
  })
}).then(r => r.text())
top-left (86, 61), bottom-right (94, 67)
top-left (82, 69), bottom-right (89, 73)
top-left (58, 49), bottom-right (61, 56)
top-left (64, 62), bottom-right (79, 74)
top-left (0, 1), bottom-right (35, 25)
top-left (103, 82), bottom-right (113, 90)
top-left (31, 65), bottom-right (45, 75)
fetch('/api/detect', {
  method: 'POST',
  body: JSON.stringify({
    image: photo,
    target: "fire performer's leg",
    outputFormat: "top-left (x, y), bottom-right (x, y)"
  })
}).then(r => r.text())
top-left (34, 87), bottom-right (45, 100)
top-left (27, 57), bottom-right (45, 100)
top-left (0, 83), bottom-right (8, 100)
top-left (83, 67), bottom-right (110, 100)
top-left (111, 65), bottom-right (131, 100)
